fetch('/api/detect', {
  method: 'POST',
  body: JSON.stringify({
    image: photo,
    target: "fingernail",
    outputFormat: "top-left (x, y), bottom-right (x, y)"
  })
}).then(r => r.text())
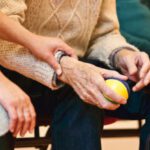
top-left (132, 87), bottom-right (136, 92)
top-left (144, 80), bottom-right (149, 85)
top-left (56, 68), bottom-right (62, 76)
top-left (10, 128), bottom-right (14, 133)
top-left (29, 130), bottom-right (33, 133)
top-left (122, 100), bottom-right (127, 104)
top-left (21, 134), bottom-right (24, 137)
top-left (140, 74), bottom-right (143, 78)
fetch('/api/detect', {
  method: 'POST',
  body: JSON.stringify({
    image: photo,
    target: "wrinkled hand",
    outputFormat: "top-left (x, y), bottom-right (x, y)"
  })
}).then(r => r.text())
top-left (58, 57), bottom-right (128, 110)
top-left (27, 35), bottom-right (77, 75)
top-left (115, 50), bottom-right (150, 91)
top-left (0, 72), bottom-right (36, 137)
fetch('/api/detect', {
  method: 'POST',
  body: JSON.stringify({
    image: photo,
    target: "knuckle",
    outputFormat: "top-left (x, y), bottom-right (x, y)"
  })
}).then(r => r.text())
top-left (19, 117), bottom-right (24, 123)
top-left (12, 115), bottom-right (17, 122)
top-left (24, 95), bottom-right (30, 101)
top-left (82, 93), bottom-right (89, 101)
top-left (104, 88), bottom-right (113, 97)
top-left (26, 117), bottom-right (31, 123)
top-left (9, 99), bottom-right (18, 106)
top-left (43, 53), bottom-right (51, 61)
top-left (101, 101), bottom-right (108, 109)
top-left (111, 70), bottom-right (118, 75)
top-left (79, 95), bottom-right (84, 100)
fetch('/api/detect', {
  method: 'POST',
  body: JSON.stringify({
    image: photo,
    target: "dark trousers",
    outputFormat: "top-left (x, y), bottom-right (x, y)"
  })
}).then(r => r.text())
top-left (1, 59), bottom-right (150, 150)
top-left (106, 90), bottom-right (150, 150)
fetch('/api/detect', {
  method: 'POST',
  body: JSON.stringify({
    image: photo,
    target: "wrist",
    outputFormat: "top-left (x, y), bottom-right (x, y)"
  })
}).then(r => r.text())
top-left (113, 49), bottom-right (136, 68)
top-left (58, 56), bottom-right (79, 83)
top-left (20, 32), bottom-right (38, 51)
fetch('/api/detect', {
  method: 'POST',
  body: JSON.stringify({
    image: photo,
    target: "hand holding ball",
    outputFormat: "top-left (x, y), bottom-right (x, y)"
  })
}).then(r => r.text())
top-left (105, 78), bottom-right (130, 104)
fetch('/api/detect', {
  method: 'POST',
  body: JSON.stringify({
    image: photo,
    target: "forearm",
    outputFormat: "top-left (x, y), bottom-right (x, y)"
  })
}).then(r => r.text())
top-left (0, 39), bottom-right (57, 89)
top-left (0, 12), bottom-right (35, 49)
top-left (87, 0), bottom-right (139, 66)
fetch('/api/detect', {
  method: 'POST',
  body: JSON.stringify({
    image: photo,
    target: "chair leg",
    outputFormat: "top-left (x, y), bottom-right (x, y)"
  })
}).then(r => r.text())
top-left (39, 127), bottom-right (52, 150)
top-left (138, 119), bottom-right (142, 130)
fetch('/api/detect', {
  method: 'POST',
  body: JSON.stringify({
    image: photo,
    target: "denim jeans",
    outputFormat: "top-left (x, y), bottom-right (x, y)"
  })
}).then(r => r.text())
top-left (0, 64), bottom-right (104, 150)
top-left (106, 90), bottom-right (150, 150)
top-left (1, 60), bottom-right (150, 150)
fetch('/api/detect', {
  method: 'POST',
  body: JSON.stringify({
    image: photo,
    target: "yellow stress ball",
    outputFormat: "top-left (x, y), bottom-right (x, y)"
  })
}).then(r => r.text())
top-left (105, 78), bottom-right (130, 103)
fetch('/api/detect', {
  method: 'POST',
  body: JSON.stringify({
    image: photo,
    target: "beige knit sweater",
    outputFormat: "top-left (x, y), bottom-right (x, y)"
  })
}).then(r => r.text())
top-left (0, 0), bottom-right (138, 89)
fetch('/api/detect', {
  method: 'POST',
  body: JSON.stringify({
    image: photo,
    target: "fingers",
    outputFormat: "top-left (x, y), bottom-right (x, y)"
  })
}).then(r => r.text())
top-left (133, 70), bottom-right (150, 92)
top-left (125, 59), bottom-right (138, 76)
top-left (20, 101), bottom-right (36, 136)
top-left (139, 52), bottom-right (150, 79)
top-left (102, 70), bottom-right (128, 80)
top-left (20, 108), bottom-right (31, 136)
top-left (28, 105), bottom-right (36, 133)
top-left (13, 107), bottom-right (24, 137)
top-left (75, 85), bottom-right (120, 110)
top-left (60, 44), bottom-right (77, 59)
top-left (45, 53), bottom-right (62, 75)
top-left (8, 107), bottom-right (17, 133)
top-left (86, 87), bottom-right (120, 110)
top-left (132, 80), bottom-right (145, 92)
top-left (97, 93), bottom-right (120, 110)
top-left (132, 52), bottom-right (150, 91)
top-left (144, 70), bottom-right (150, 85)
top-left (8, 97), bottom-right (36, 137)
top-left (97, 76), bottom-right (127, 105)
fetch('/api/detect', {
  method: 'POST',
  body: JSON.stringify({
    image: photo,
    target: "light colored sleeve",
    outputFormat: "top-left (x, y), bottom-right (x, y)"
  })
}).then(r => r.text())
top-left (86, 0), bottom-right (139, 66)
top-left (0, 104), bottom-right (9, 136)
top-left (0, 0), bottom-right (57, 89)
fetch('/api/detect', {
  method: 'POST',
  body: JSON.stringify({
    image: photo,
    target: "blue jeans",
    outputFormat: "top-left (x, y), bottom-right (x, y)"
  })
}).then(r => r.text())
top-left (1, 61), bottom-right (150, 150)
top-left (106, 90), bottom-right (150, 150)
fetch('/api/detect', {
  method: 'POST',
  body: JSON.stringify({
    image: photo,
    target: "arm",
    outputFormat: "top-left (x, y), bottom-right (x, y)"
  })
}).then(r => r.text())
top-left (0, 71), bottom-right (36, 137)
top-left (58, 56), bottom-right (128, 110)
top-left (0, 10), bottom-right (76, 75)
top-left (0, 0), bottom-right (75, 89)
top-left (86, 0), bottom-right (139, 66)
top-left (86, 0), bottom-right (150, 91)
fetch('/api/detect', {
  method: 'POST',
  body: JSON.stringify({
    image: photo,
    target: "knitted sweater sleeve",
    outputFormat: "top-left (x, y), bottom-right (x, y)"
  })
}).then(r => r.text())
top-left (86, 0), bottom-right (139, 66)
top-left (0, 0), bottom-right (57, 90)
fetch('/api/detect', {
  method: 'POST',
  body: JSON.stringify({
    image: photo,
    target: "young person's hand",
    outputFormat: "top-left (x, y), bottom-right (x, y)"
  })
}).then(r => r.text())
top-left (114, 50), bottom-right (150, 91)
top-left (26, 35), bottom-right (77, 75)
top-left (0, 12), bottom-right (77, 75)
top-left (58, 57), bottom-right (128, 110)
top-left (0, 72), bottom-right (36, 137)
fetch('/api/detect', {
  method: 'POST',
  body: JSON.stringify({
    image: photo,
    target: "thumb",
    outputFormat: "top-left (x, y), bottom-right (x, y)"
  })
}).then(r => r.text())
top-left (46, 54), bottom-right (62, 76)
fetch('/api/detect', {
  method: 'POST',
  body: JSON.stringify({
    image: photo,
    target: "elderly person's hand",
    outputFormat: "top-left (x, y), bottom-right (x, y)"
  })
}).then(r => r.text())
top-left (114, 50), bottom-right (150, 91)
top-left (0, 72), bottom-right (36, 137)
top-left (58, 57), bottom-right (128, 110)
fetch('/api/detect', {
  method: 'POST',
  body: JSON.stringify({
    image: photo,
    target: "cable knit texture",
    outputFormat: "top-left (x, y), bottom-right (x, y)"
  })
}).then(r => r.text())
top-left (0, 0), bottom-right (139, 89)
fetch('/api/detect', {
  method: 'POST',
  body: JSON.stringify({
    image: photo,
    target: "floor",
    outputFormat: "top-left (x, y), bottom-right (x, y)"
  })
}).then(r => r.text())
top-left (15, 120), bottom-right (140, 150)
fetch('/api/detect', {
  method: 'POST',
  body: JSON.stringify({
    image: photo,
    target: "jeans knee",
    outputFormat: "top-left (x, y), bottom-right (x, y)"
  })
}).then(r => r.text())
top-left (0, 105), bottom-right (9, 136)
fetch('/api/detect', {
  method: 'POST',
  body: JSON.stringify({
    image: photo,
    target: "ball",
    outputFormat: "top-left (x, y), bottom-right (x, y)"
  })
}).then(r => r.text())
top-left (105, 78), bottom-right (130, 103)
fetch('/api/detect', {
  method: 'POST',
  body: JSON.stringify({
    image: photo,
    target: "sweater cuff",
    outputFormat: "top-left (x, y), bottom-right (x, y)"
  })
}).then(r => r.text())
top-left (51, 51), bottom-right (67, 89)
top-left (109, 46), bottom-right (138, 68)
